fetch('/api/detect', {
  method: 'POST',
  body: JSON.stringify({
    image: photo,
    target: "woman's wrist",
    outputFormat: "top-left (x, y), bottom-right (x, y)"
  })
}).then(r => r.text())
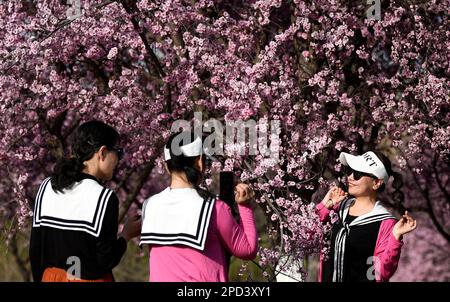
top-left (240, 199), bottom-right (256, 208)
top-left (237, 199), bottom-right (254, 209)
top-left (321, 198), bottom-right (333, 209)
top-left (392, 230), bottom-right (403, 241)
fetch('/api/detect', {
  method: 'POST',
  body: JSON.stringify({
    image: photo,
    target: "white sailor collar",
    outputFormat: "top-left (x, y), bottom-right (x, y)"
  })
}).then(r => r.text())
top-left (140, 187), bottom-right (216, 251)
top-left (32, 174), bottom-right (113, 237)
top-left (338, 198), bottom-right (397, 226)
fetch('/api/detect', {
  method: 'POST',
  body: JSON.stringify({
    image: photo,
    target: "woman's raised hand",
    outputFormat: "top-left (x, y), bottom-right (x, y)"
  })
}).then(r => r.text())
top-left (321, 186), bottom-right (348, 209)
top-left (235, 183), bottom-right (255, 205)
top-left (393, 211), bottom-right (417, 240)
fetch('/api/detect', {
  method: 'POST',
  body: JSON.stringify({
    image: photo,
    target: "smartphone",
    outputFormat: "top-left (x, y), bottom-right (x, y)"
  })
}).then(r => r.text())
top-left (219, 171), bottom-right (237, 268)
top-left (219, 171), bottom-right (235, 208)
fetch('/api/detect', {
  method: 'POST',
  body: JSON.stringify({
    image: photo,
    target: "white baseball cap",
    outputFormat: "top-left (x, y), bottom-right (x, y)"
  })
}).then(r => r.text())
top-left (339, 151), bottom-right (389, 184)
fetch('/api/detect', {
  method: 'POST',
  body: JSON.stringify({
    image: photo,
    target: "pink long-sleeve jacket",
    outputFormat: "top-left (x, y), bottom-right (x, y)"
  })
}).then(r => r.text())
top-left (148, 199), bottom-right (258, 282)
top-left (316, 202), bottom-right (403, 282)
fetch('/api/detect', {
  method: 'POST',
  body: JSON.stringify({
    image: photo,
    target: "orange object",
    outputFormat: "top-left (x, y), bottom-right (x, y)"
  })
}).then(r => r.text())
top-left (41, 267), bottom-right (114, 282)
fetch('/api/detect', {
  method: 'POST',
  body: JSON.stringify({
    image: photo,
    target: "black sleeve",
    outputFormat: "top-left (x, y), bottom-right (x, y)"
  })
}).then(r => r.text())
top-left (29, 225), bottom-right (43, 282)
top-left (95, 192), bottom-right (127, 273)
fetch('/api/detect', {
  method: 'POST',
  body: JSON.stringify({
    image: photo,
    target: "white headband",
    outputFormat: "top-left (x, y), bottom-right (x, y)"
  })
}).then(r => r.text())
top-left (164, 136), bottom-right (203, 161)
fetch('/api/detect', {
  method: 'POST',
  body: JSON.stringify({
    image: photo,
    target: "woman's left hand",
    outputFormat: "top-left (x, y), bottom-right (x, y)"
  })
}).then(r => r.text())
top-left (393, 211), bottom-right (417, 240)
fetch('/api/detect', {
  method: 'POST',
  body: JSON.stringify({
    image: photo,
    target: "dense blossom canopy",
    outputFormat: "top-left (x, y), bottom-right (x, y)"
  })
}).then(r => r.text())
top-left (0, 0), bottom-right (448, 280)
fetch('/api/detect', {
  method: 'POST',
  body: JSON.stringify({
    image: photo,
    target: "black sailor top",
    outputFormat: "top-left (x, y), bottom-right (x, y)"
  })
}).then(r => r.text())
top-left (29, 173), bottom-right (127, 281)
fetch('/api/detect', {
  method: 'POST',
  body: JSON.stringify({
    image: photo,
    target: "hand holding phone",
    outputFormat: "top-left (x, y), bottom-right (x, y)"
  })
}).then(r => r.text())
top-left (234, 183), bottom-right (255, 205)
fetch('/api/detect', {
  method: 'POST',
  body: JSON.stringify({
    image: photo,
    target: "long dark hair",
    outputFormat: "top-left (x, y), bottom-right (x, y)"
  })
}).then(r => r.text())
top-left (373, 151), bottom-right (405, 212)
top-left (51, 120), bottom-right (120, 192)
top-left (165, 131), bottom-right (213, 200)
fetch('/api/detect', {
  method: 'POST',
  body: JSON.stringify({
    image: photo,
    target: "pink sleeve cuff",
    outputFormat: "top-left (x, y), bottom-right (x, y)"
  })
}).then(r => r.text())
top-left (316, 202), bottom-right (332, 222)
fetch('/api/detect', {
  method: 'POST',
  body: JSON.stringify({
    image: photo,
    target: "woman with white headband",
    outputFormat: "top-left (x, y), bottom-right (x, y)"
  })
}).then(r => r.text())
top-left (140, 131), bottom-right (258, 281)
top-left (317, 151), bottom-right (417, 282)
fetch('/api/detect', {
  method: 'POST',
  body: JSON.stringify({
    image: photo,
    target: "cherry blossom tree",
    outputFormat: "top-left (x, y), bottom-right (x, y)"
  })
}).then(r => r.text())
top-left (0, 0), bottom-right (448, 281)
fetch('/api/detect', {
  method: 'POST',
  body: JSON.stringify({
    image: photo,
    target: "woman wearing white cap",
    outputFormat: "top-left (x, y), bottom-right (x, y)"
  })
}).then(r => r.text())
top-left (140, 131), bottom-right (258, 281)
top-left (316, 151), bottom-right (417, 282)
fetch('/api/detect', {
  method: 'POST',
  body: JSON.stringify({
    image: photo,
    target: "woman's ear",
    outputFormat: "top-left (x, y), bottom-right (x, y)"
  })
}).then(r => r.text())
top-left (196, 155), bottom-right (204, 172)
top-left (98, 145), bottom-right (108, 161)
top-left (373, 179), bottom-right (383, 190)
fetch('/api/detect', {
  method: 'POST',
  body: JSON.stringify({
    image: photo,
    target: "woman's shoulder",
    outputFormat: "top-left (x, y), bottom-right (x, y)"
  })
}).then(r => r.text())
top-left (37, 176), bottom-right (53, 191)
top-left (141, 188), bottom-right (169, 211)
top-left (42, 175), bottom-right (109, 197)
top-left (214, 198), bottom-right (228, 209)
top-left (381, 217), bottom-right (398, 227)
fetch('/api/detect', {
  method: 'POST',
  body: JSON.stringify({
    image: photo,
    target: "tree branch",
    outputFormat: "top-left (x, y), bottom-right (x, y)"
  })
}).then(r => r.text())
top-left (10, 235), bottom-right (31, 282)
top-left (242, 158), bottom-right (286, 271)
top-left (119, 0), bottom-right (173, 113)
top-left (118, 159), bottom-right (155, 223)
top-left (1, 0), bottom-right (118, 74)
top-left (406, 161), bottom-right (450, 243)
top-left (119, 0), bottom-right (166, 78)
top-left (41, 0), bottom-right (118, 41)
top-left (423, 187), bottom-right (450, 243)
top-left (114, 167), bottom-right (136, 194)
top-left (432, 153), bottom-right (450, 204)
top-left (36, 109), bottom-right (66, 160)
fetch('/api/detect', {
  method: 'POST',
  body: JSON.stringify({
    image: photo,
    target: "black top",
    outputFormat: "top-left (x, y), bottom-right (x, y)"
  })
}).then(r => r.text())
top-left (322, 213), bottom-right (381, 282)
top-left (29, 173), bottom-right (127, 281)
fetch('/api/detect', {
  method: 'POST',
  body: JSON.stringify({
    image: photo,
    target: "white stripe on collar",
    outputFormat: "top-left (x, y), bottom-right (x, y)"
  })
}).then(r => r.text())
top-left (140, 187), bottom-right (215, 250)
top-left (32, 177), bottom-right (112, 237)
top-left (339, 198), bottom-right (396, 225)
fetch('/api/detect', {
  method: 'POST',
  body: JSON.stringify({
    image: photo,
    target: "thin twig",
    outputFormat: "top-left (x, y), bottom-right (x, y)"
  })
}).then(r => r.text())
top-left (242, 158), bottom-right (286, 269)
top-left (405, 160), bottom-right (450, 243)
top-left (1, 0), bottom-right (118, 74)
top-left (432, 153), bottom-right (450, 203)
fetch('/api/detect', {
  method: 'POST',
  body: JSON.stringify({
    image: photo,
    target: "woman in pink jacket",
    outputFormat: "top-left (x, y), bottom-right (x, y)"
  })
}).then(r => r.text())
top-left (317, 151), bottom-right (417, 282)
top-left (140, 131), bottom-right (258, 282)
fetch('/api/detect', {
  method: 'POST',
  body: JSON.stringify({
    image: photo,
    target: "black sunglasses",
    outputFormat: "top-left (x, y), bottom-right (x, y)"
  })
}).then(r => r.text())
top-left (344, 166), bottom-right (377, 181)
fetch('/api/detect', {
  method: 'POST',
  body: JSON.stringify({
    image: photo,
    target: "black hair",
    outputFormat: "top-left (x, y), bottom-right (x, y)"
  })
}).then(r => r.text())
top-left (373, 151), bottom-right (405, 211)
top-left (51, 120), bottom-right (120, 193)
top-left (165, 131), bottom-right (214, 200)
